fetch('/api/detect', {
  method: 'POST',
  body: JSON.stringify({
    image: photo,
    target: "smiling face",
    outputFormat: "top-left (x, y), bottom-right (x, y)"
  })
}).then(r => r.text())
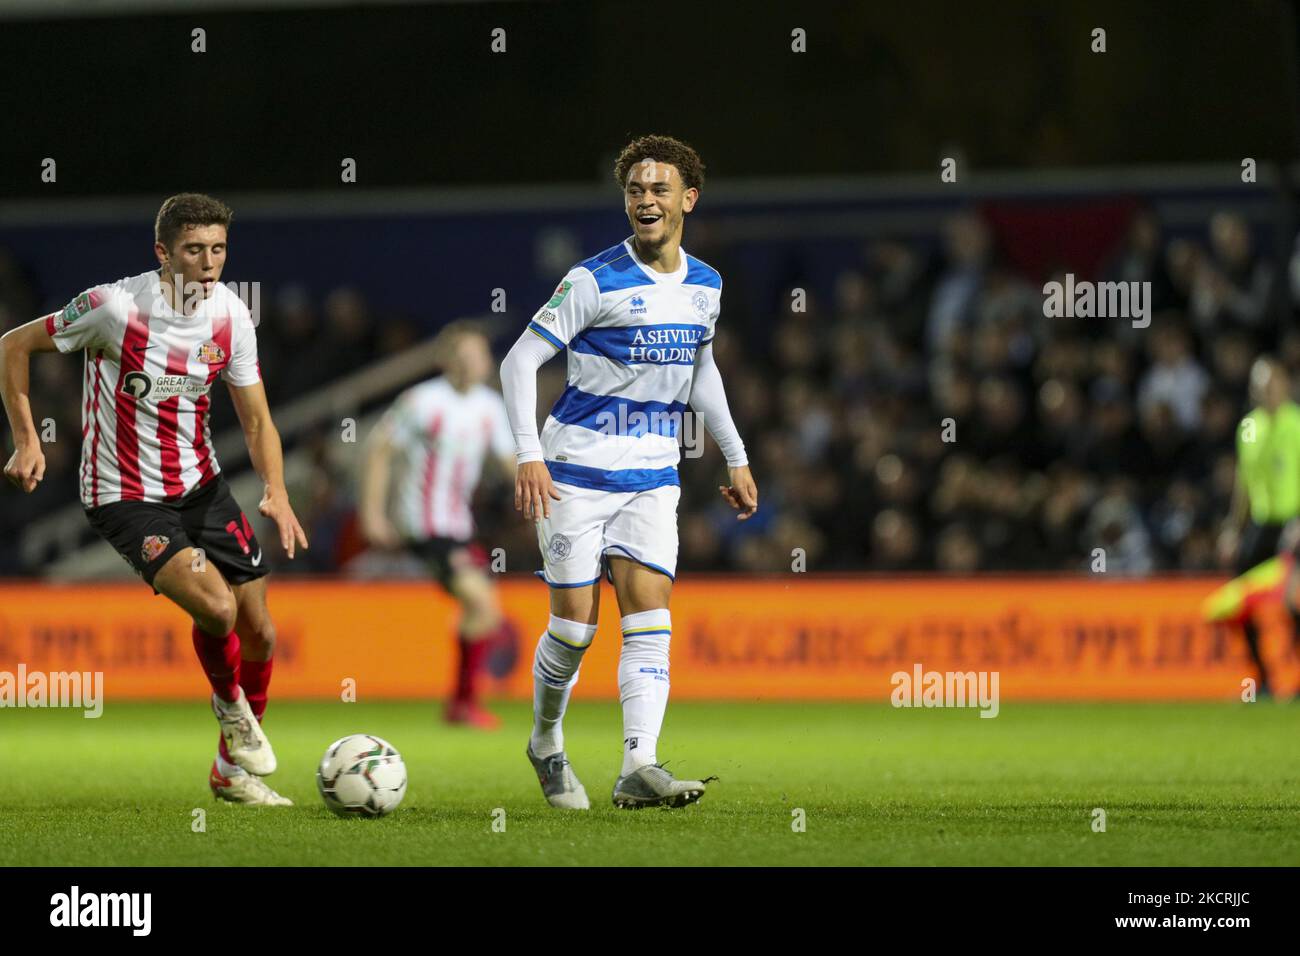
top-left (156, 223), bottom-right (227, 302)
top-left (624, 160), bottom-right (697, 253)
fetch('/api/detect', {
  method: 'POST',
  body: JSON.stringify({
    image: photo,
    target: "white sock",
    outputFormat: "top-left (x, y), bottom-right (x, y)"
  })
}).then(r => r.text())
top-left (530, 615), bottom-right (597, 758)
top-left (619, 609), bottom-right (672, 775)
top-left (216, 752), bottom-right (245, 778)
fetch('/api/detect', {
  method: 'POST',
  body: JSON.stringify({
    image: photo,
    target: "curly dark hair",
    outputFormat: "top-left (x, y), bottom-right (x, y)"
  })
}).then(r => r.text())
top-left (613, 135), bottom-right (705, 192)
top-left (155, 193), bottom-right (233, 250)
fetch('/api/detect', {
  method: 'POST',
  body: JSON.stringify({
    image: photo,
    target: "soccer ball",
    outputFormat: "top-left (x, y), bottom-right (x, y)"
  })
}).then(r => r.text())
top-left (316, 734), bottom-right (408, 817)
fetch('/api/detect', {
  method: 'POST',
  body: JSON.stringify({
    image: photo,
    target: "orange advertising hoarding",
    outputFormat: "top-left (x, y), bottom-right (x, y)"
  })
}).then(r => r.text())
top-left (0, 576), bottom-right (1294, 701)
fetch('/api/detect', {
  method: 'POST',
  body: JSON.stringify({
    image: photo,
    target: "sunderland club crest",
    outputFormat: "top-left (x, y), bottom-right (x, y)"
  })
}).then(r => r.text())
top-left (196, 340), bottom-right (226, 364)
top-left (141, 534), bottom-right (170, 563)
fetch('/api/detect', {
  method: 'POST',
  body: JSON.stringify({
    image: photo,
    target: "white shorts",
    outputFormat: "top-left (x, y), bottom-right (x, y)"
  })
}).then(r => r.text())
top-left (535, 481), bottom-right (680, 587)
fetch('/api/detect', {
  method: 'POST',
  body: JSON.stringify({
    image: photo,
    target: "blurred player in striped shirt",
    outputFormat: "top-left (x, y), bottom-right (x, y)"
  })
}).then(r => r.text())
top-left (0, 193), bottom-right (308, 806)
top-left (359, 323), bottom-right (519, 729)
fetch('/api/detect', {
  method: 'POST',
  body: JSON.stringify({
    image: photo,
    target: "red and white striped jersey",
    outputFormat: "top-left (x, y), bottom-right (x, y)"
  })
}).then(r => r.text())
top-left (43, 270), bottom-right (260, 508)
top-left (382, 377), bottom-right (514, 542)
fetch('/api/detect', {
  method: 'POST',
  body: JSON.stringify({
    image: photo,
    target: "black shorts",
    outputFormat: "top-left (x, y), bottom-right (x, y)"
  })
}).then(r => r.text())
top-left (1234, 521), bottom-right (1285, 577)
top-left (85, 476), bottom-right (269, 591)
top-left (408, 537), bottom-right (488, 590)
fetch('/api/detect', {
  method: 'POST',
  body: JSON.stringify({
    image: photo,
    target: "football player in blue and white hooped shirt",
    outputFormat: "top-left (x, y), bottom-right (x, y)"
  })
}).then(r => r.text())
top-left (501, 135), bottom-right (757, 810)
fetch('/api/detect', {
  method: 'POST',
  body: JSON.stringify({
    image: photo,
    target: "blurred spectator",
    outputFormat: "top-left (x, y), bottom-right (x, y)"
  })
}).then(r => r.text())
top-left (1, 205), bottom-right (1293, 576)
top-left (1102, 208), bottom-right (1174, 312)
top-left (1085, 484), bottom-right (1155, 575)
top-left (1190, 211), bottom-right (1274, 335)
top-left (926, 212), bottom-right (991, 351)
top-left (1136, 322), bottom-right (1209, 431)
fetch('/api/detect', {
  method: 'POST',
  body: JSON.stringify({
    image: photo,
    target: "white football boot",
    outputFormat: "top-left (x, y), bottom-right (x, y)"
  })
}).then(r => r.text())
top-left (211, 688), bottom-right (277, 775)
top-left (527, 744), bottom-right (590, 809)
top-left (209, 761), bottom-right (293, 807)
top-left (612, 764), bottom-right (715, 809)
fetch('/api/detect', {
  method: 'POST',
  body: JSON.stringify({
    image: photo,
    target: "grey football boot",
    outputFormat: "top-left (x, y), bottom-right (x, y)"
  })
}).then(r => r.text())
top-left (612, 763), bottom-right (715, 809)
top-left (527, 744), bottom-right (590, 810)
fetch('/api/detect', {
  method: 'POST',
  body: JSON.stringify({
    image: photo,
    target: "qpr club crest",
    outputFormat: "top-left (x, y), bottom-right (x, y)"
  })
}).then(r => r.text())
top-left (140, 534), bottom-right (170, 563)
top-left (196, 340), bottom-right (226, 364)
top-left (548, 533), bottom-right (572, 562)
top-left (691, 290), bottom-right (709, 318)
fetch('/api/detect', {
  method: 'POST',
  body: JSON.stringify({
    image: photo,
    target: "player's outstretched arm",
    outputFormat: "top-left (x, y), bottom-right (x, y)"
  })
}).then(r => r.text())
top-left (689, 343), bottom-right (757, 520)
top-left (227, 380), bottom-right (309, 558)
top-left (1216, 463), bottom-right (1249, 567)
top-left (0, 318), bottom-right (59, 493)
top-left (358, 418), bottom-right (401, 548)
top-left (500, 332), bottom-right (561, 522)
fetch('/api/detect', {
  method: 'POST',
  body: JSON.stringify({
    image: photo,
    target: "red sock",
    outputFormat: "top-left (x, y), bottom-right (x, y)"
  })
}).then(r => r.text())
top-left (455, 634), bottom-right (490, 704)
top-left (240, 657), bottom-right (274, 721)
top-left (192, 625), bottom-right (241, 703)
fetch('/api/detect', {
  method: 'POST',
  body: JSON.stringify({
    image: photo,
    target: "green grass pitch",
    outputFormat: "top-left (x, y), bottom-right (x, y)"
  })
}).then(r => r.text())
top-left (1, 700), bottom-right (1296, 866)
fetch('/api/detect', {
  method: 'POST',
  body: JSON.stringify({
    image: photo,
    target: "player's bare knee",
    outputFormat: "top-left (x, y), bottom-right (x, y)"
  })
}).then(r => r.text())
top-left (196, 590), bottom-right (238, 636)
top-left (244, 615), bottom-right (277, 656)
top-left (612, 571), bottom-right (672, 615)
top-left (551, 588), bottom-right (598, 625)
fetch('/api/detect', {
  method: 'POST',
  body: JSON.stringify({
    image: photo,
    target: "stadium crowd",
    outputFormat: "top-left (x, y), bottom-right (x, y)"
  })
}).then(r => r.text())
top-left (2, 206), bottom-right (1299, 577)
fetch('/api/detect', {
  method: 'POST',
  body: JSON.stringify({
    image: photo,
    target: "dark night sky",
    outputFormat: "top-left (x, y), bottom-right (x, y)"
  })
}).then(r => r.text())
top-left (0, 0), bottom-right (1296, 199)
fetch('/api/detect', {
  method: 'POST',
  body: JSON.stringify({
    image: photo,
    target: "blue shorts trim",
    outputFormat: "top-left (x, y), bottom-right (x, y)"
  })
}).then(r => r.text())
top-left (602, 545), bottom-right (676, 582)
top-left (533, 569), bottom-right (601, 589)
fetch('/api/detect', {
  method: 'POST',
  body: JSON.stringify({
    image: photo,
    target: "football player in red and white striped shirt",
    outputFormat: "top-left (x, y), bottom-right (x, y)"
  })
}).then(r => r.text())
top-left (0, 193), bottom-right (308, 806)
top-left (360, 323), bottom-right (518, 729)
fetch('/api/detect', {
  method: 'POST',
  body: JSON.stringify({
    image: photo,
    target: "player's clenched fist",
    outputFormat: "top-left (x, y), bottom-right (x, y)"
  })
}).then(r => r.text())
top-left (719, 464), bottom-right (758, 521)
top-left (4, 443), bottom-right (45, 493)
top-left (515, 459), bottom-right (560, 522)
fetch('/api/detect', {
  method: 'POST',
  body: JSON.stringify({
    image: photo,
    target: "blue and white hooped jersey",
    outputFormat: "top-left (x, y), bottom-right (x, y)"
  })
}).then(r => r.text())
top-left (525, 238), bottom-right (721, 493)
